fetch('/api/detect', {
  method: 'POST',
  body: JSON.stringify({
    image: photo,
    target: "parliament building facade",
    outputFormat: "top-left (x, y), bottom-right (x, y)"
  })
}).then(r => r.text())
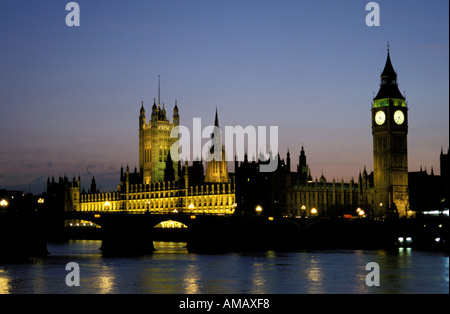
top-left (57, 49), bottom-right (447, 219)
top-left (63, 99), bottom-right (236, 216)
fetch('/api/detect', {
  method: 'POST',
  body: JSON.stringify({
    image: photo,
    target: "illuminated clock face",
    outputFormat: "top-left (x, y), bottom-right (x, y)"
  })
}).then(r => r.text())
top-left (394, 110), bottom-right (405, 125)
top-left (375, 111), bottom-right (386, 125)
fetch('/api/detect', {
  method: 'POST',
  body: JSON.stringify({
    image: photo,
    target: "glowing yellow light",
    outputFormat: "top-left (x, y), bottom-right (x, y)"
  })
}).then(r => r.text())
top-left (155, 220), bottom-right (187, 229)
top-left (358, 210), bottom-right (365, 216)
top-left (94, 214), bottom-right (101, 218)
top-left (311, 208), bottom-right (317, 214)
top-left (188, 203), bottom-right (195, 210)
top-left (0, 199), bottom-right (8, 207)
top-left (104, 201), bottom-right (111, 208)
top-left (190, 215), bottom-right (196, 219)
top-left (268, 217), bottom-right (274, 221)
top-left (37, 198), bottom-right (44, 204)
top-left (255, 205), bottom-right (262, 213)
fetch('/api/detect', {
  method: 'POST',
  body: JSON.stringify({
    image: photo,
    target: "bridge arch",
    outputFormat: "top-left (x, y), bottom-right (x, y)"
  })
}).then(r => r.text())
top-left (153, 220), bottom-right (188, 229)
top-left (64, 219), bottom-right (101, 229)
top-left (303, 218), bottom-right (330, 231)
top-left (302, 218), bottom-right (382, 249)
top-left (63, 219), bottom-right (102, 240)
top-left (151, 217), bottom-right (192, 244)
top-left (234, 217), bottom-right (302, 251)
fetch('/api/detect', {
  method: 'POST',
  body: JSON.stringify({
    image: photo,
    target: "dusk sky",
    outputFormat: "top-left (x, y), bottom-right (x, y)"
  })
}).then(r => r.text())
top-left (1, 0), bottom-right (448, 194)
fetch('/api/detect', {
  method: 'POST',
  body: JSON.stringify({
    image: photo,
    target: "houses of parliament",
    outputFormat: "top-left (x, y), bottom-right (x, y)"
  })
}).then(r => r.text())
top-left (55, 49), bottom-right (448, 219)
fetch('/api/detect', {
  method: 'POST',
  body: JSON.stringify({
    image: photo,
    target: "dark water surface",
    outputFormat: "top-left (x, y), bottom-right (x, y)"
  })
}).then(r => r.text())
top-left (0, 240), bottom-right (448, 294)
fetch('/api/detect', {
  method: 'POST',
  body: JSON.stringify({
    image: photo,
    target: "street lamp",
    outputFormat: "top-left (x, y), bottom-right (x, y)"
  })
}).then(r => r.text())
top-left (255, 205), bottom-right (263, 215)
top-left (311, 208), bottom-right (317, 216)
top-left (300, 205), bottom-right (306, 217)
top-left (104, 201), bottom-right (111, 211)
top-left (35, 197), bottom-right (45, 212)
top-left (0, 199), bottom-right (8, 212)
top-left (230, 203), bottom-right (237, 215)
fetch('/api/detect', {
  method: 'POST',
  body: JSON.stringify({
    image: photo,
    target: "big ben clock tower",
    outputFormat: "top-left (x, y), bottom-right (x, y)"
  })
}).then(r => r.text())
top-left (372, 47), bottom-right (408, 217)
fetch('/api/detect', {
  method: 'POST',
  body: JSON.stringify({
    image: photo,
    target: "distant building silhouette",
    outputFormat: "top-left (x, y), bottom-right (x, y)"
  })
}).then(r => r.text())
top-left (235, 147), bottom-right (375, 217)
top-left (409, 148), bottom-right (449, 212)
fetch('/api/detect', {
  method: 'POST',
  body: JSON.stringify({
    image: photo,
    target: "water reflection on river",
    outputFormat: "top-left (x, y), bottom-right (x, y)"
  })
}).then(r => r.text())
top-left (0, 240), bottom-right (448, 294)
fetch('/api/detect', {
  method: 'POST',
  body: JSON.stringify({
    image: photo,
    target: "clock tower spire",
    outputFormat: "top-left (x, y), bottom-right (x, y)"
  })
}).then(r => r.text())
top-left (372, 46), bottom-right (409, 218)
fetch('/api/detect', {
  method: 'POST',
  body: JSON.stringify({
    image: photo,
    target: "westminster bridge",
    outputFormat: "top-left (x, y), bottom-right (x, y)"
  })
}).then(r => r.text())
top-left (0, 210), bottom-right (448, 259)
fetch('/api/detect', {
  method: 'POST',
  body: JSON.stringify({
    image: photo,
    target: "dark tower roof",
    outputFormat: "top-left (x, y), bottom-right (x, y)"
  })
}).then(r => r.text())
top-left (380, 51), bottom-right (397, 82)
top-left (161, 103), bottom-right (166, 117)
top-left (214, 107), bottom-right (219, 127)
top-left (374, 49), bottom-right (405, 100)
top-left (164, 151), bottom-right (175, 182)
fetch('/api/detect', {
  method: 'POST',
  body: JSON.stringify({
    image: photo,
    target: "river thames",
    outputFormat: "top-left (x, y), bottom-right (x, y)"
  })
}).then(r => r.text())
top-left (0, 240), bottom-right (448, 294)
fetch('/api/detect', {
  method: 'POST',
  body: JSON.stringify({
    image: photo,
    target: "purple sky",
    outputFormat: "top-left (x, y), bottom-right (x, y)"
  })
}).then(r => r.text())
top-left (0, 0), bottom-right (448, 194)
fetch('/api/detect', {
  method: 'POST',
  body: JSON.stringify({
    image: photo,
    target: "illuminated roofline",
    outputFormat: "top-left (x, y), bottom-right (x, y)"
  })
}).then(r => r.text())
top-left (373, 98), bottom-right (407, 108)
